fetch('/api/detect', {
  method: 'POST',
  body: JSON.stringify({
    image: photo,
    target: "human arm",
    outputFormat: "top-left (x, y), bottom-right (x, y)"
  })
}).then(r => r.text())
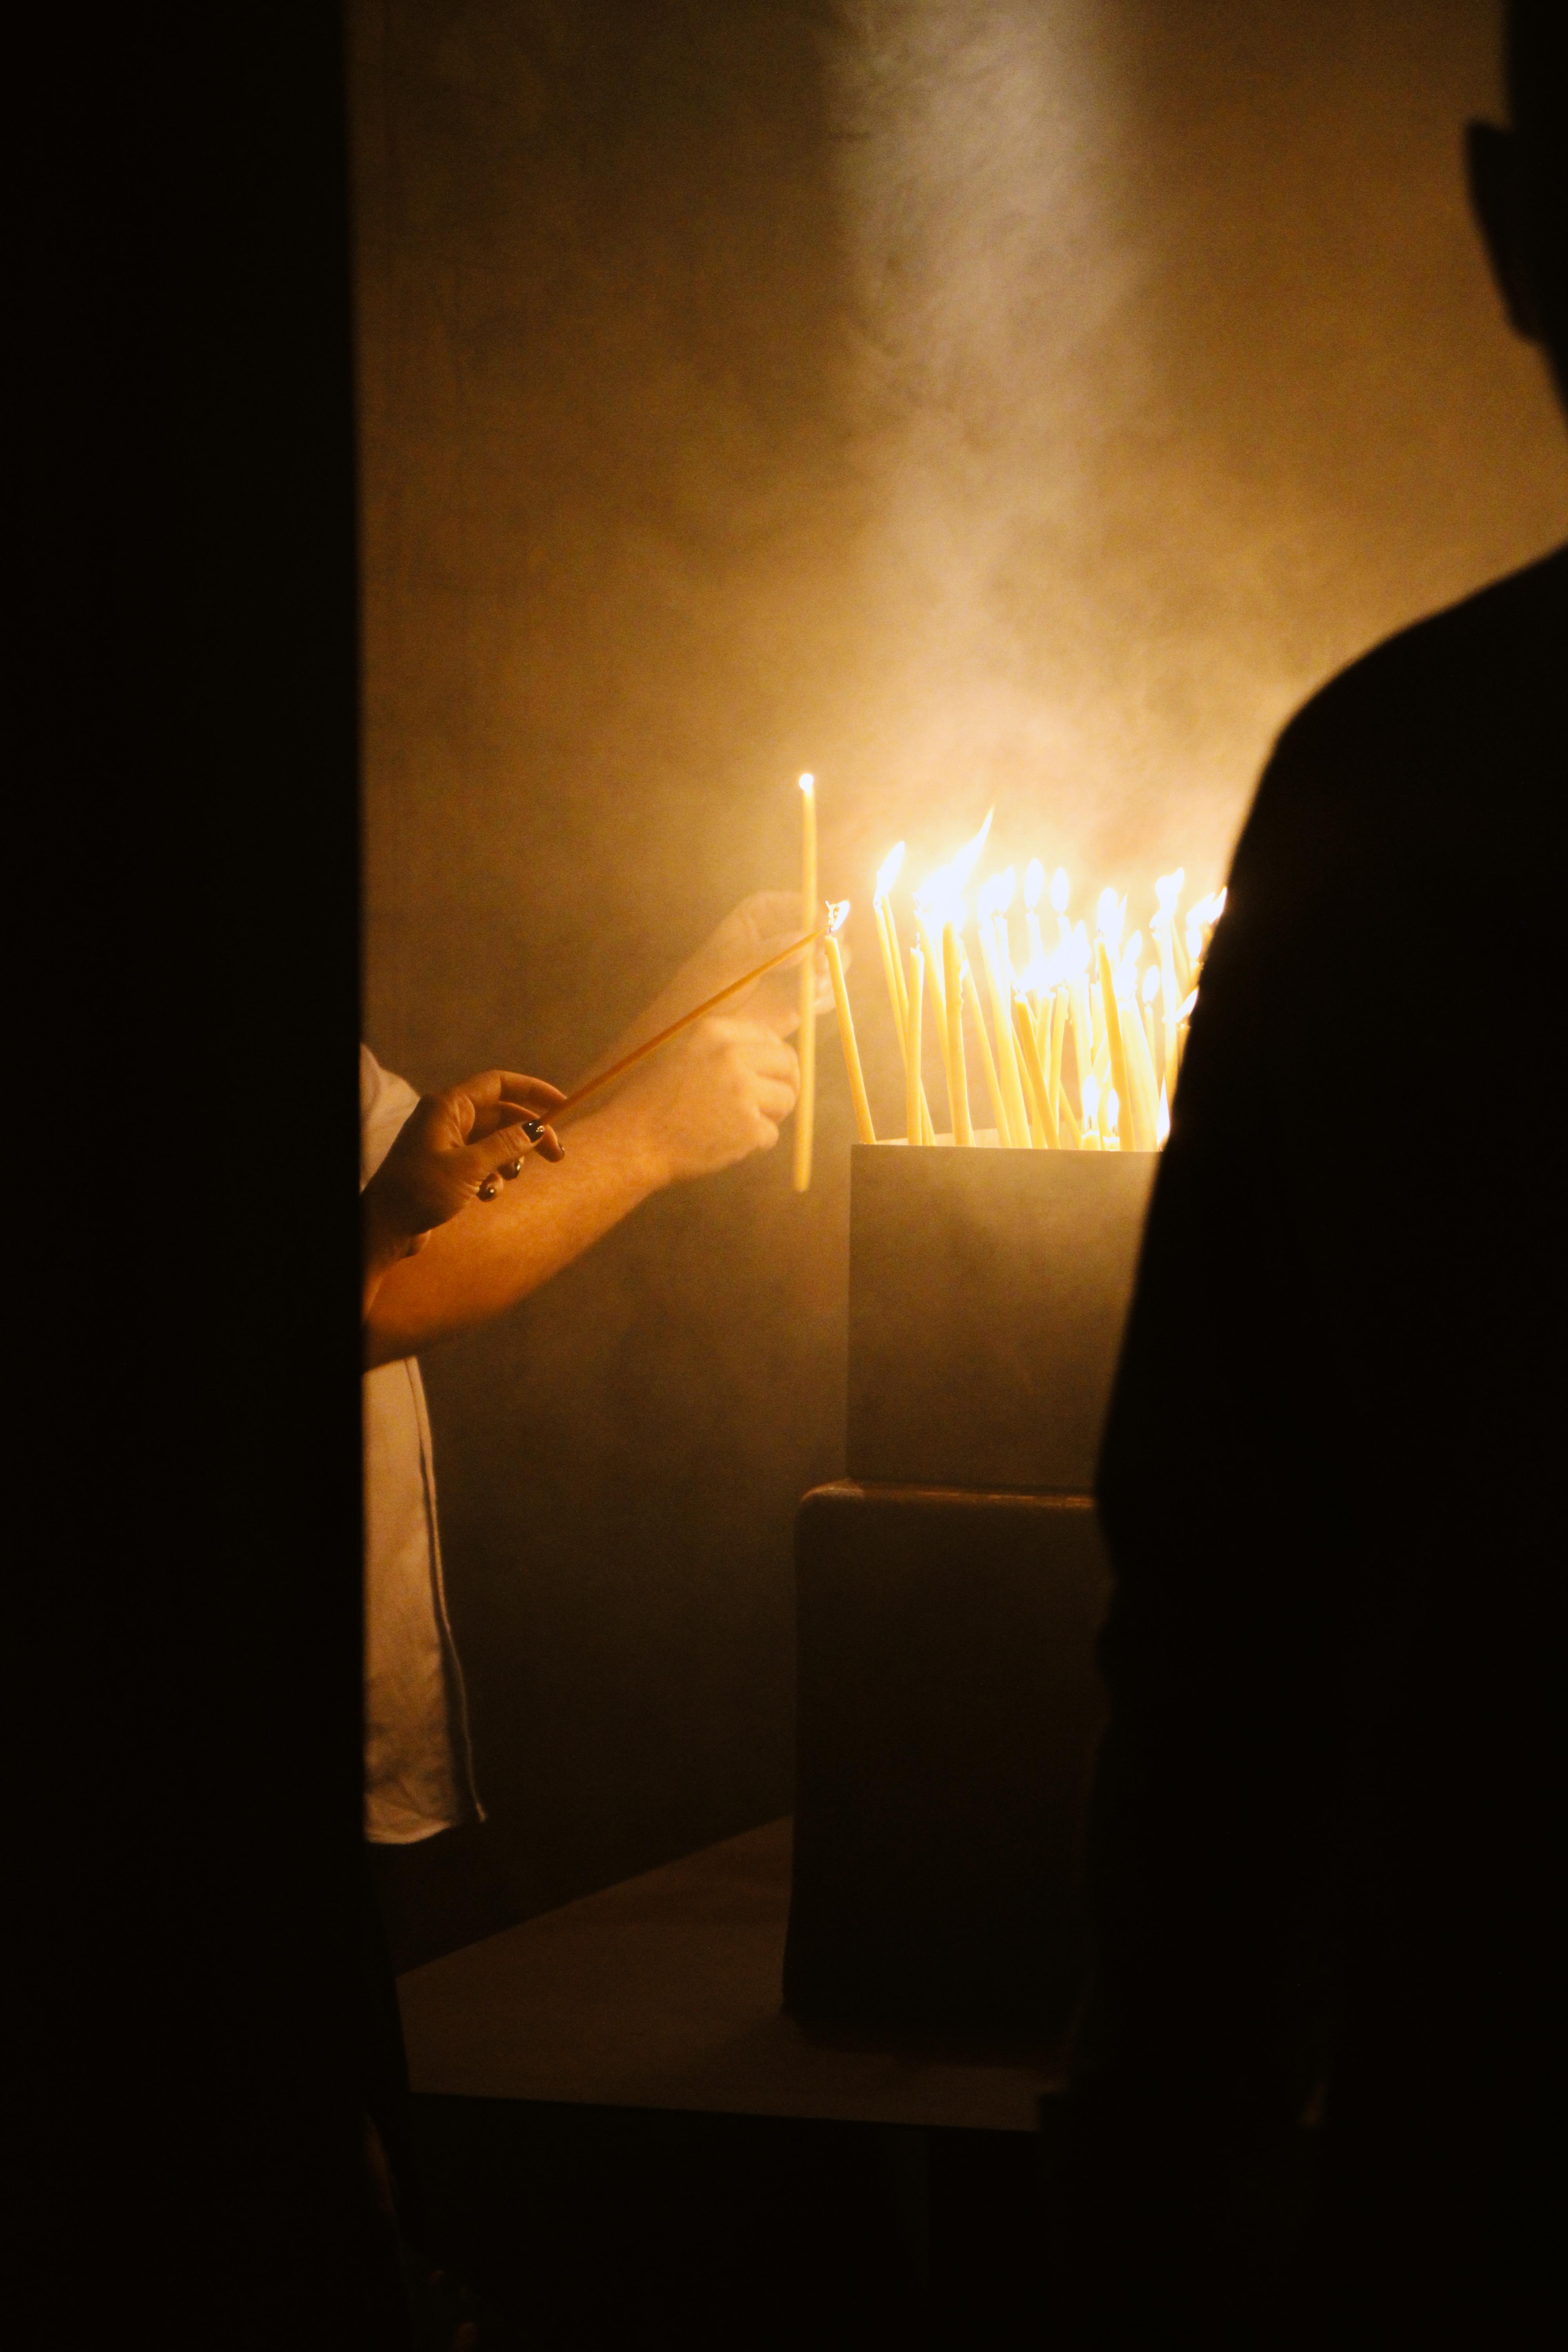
top-left (361, 1067), bottom-right (565, 1321)
top-left (363, 1014), bottom-right (798, 1366)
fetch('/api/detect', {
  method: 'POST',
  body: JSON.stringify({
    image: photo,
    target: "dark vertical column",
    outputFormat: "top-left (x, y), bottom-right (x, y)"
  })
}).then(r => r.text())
top-left (23, 8), bottom-right (365, 2338)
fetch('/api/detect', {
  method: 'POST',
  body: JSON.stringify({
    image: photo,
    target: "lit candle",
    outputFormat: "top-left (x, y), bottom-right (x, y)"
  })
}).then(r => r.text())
top-left (1142, 964), bottom-right (1160, 1086)
top-left (1013, 993), bottom-right (1059, 1147)
top-left (907, 944), bottom-right (924, 1145)
top-left (1025, 860), bottom-right (1048, 991)
top-left (875, 895), bottom-right (904, 1052)
top-left (1112, 934), bottom-right (1159, 1152)
top-left (1052, 866), bottom-right (1071, 949)
top-left (1068, 925), bottom-right (1095, 1129)
top-left (914, 903), bottom-right (951, 1069)
top-left (1095, 934), bottom-right (1137, 1154)
top-left (1156, 869), bottom-right (1183, 1063)
top-left (792, 773), bottom-right (817, 1194)
top-left (1118, 965), bottom-right (1160, 1152)
top-left (826, 921), bottom-right (875, 1144)
top-left (1049, 985), bottom-right (1069, 1126)
top-left (977, 872), bottom-right (1031, 1147)
top-left (912, 810), bottom-right (991, 1085)
top-left (875, 842), bottom-right (910, 1035)
top-left (961, 953), bottom-right (1009, 1144)
top-left (1173, 985), bottom-right (1196, 1090)
top-left (943, 922), bottom-right (973, 1145)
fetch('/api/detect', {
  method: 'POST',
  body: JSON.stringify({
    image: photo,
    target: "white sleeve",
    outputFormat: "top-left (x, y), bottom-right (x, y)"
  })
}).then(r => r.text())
top-left (360, 1045), bottom-right (422, 1189)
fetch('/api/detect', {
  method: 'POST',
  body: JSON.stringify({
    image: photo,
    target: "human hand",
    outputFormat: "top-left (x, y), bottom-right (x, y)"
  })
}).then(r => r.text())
top-left (363, 1069), bottom-right (566, 1307)
top-left (604, 1016), bottom-right (800, 1186)
top-left (643, 892), bottom-right (844, 1042)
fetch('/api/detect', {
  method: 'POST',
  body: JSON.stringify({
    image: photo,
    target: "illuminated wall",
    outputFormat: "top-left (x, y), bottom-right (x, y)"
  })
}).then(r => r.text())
top-left (352, 0), bottom-right (1566, 1955)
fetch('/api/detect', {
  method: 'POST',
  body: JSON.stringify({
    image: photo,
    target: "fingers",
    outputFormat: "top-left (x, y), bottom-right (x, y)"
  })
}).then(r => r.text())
top-left (753, 1076), bottom-right (798, 1124)
top-left (708, 1019), bottom-right (800, 1085)
top-left (468, 1116), bottom-right (565, 1196)
top-left (460, 1071), bottom-right (567, 1138)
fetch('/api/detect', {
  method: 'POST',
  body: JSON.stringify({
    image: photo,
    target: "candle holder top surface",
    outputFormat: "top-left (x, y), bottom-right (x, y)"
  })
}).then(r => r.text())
top-left (846, 1142), bottom-right (1156, 1495)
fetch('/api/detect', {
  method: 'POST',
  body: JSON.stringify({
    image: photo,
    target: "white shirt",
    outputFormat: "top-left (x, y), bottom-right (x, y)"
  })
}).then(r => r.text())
top-left (361, 1047), bottom-right (481, 1844)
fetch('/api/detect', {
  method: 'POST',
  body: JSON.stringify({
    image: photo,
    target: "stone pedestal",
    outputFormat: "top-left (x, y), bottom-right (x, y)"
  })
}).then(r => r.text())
top-left (785, 1145), bottom-right (1153, 2048)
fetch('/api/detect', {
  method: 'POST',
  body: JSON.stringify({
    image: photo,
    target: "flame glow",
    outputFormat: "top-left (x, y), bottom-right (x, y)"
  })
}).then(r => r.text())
top-left (1156, 1083), bottom-right (1171, 1145)
top-left (799, 772), bottom-right (814, 795)
top-left (949, 809), bottom-right (994, 893)
top-left (1096, 888), bottom-right (1125, 949)
top-left (914, 809), bottom-right (992, 927)
top-left (825, 900), bottom-right (851, 935)
top-left (1177, 987), bottom-right (1198, 1022)
top-left (977, 865), bottom-right (1016, 922)
top-left (1142, 964), bottom-right (1160, 1005)
top-left (876, 841), bottom-right (906, 898)
top-left (1155, 868), bottom-right (1185, 916)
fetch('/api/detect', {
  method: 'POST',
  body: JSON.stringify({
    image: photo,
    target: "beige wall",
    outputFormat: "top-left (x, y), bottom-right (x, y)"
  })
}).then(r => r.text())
top-left (352, 0), bottom-right (1566, 1949)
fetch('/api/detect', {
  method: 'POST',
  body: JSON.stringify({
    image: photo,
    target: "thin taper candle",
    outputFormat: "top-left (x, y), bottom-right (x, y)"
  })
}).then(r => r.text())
top-left (1096, 936), bottom-right (1138, 1154)
top-left (962, 957), bottom-right (1009, 1145)
top-left (793, 774), bottom-right (817, 1192)
top-left (1049, 986), bottom-right (1069, 1125)
top-left (1013, 995), bottom-right (1060, 1147)
top-left (943, 922), bottom-right (973, 1145)
top-left (906, 944), bottom-right (924, 1145)
top-left (826, 931), bottom-right (875, 1144)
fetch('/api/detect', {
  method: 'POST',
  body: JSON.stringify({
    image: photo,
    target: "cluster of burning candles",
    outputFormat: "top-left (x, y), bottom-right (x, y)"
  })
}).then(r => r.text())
top-left (795, 779), bottom-right (1225, 1186)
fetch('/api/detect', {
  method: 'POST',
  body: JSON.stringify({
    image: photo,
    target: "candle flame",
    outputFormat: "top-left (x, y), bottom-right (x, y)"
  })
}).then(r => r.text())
top-left (1051, 866), bottom-right (1069, 915)
top-left (1097, 888), bottom-right (1125, 949)
top-left (826, 900), bottom-right (851, 935)
top-left (1142, 964), bottom-right (1161, 1005)
top-left (1177, 987), bottom-right (1198, 1021)
top-left (1025, 858), bottom-right (1045, 910)
top-left (1184, 883), bottom-right (1227, 953)
top-left (1156, 1082), bottom-right (1171, 1145)
top-left (876, 841), bottom-right (906, 897)
top-left (799, 772), bottom-right (814, 798)
top-left (1155, 868), bottom-right (1185, 916)
top-left (976, 864), bottom-right (1016, 921)
top-left (947, 808), bottom-right (994, 895)
top-left (1114, 935), bottom-right (1142, 1000)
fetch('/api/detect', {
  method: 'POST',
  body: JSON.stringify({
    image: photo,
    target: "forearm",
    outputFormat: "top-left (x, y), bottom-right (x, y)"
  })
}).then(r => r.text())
top-left (363, 1100), bottom-right (665, 1367)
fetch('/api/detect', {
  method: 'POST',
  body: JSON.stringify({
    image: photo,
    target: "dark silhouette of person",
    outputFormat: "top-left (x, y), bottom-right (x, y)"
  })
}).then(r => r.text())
top-left (1065, 4), bottom-right (1565, 2339)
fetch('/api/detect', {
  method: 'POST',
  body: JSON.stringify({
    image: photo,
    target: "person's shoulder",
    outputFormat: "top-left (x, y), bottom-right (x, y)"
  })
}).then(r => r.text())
top-left (1270, 544), bottom-right (1567, 787)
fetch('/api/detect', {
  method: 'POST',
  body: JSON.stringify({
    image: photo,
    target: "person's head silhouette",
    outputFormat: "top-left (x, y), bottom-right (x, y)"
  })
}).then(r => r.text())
top-left (1468, 0), bottom-right (1568, 414)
